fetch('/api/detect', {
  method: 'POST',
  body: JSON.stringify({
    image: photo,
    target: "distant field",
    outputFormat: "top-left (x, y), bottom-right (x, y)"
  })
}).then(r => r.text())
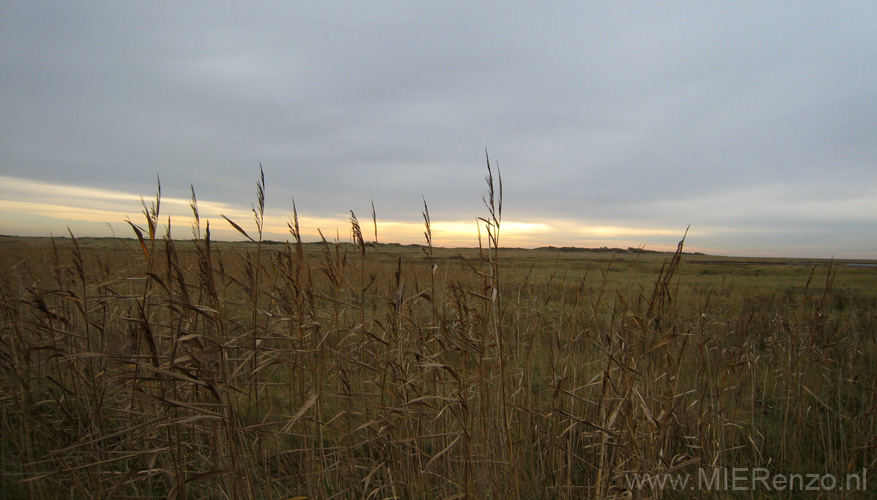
top-left (1, 229), bottom-right (875, 498)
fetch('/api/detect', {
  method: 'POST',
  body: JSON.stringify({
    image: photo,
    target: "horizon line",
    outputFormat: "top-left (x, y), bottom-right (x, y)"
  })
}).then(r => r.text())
top-left (3, 233), bottom-right (875, 263)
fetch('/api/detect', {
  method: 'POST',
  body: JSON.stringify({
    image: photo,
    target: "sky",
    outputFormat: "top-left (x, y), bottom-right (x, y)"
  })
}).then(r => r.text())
top-left (1, 2), bottom-right (875, 258)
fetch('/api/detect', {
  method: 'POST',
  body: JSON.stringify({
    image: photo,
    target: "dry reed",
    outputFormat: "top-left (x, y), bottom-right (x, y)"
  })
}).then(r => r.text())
top-left (1, 160), bottom-right (874, 499)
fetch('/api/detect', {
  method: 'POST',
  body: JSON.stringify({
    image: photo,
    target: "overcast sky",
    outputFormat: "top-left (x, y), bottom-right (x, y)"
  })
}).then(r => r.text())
top-left (1, 2), bottom-right (875, 258)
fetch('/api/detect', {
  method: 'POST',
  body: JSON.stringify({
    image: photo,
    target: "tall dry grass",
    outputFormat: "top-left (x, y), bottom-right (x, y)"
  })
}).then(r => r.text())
top-left (1, 159), bottom-right (875, 499)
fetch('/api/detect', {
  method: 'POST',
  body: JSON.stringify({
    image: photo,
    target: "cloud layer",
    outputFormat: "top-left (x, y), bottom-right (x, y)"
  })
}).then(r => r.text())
top-left (1, 2), bottom-right (875, 257)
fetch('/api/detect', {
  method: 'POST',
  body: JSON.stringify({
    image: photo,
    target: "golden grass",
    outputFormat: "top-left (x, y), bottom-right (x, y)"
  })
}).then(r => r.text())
top-left (1, 162), bottom-right (875, 499)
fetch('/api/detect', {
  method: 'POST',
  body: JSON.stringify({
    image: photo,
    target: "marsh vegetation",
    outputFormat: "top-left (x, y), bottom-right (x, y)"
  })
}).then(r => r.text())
top-left (1, 167), bottom-right (875, 499)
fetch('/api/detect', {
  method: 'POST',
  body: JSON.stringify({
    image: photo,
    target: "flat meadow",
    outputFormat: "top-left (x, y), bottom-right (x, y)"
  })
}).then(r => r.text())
top-left (1, 175), bottom-right (875, 499)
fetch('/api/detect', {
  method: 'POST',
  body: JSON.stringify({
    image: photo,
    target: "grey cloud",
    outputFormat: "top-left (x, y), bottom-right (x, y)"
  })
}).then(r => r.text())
top-left (1, 1), bottom-right (875, 257)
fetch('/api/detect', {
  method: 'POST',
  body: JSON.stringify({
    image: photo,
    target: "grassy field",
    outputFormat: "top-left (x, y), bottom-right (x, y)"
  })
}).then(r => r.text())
top-left (1, 176), bottom-right (875, 498)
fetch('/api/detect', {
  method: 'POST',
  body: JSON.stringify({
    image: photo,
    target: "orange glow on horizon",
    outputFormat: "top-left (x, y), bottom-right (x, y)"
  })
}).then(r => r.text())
top-left (1, 175), bottom-right (689, 251)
